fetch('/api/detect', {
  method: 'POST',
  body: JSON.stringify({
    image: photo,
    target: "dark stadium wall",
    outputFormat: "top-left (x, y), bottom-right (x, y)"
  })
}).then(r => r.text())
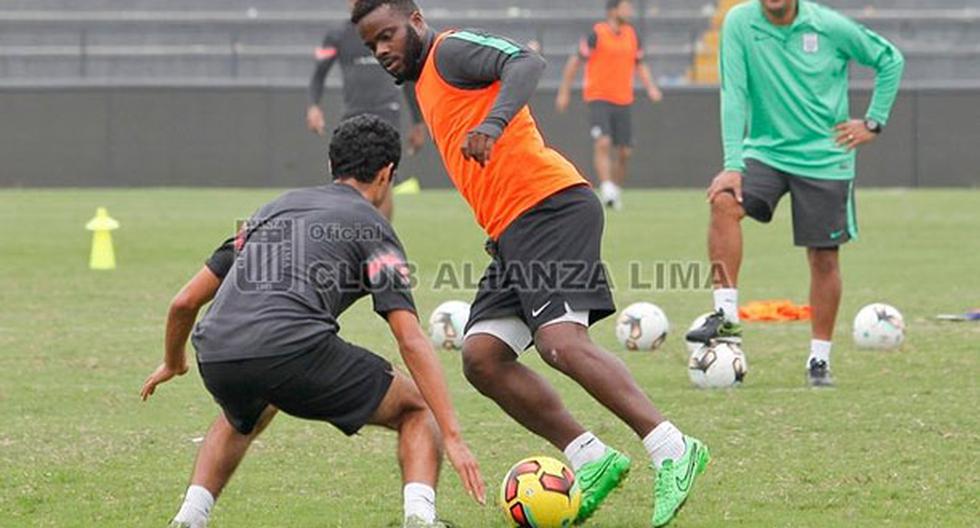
top-left (0, 87), bottom-right (977, 188)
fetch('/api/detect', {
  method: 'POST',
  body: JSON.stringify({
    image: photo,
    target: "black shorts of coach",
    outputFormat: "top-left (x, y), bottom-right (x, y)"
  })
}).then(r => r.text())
top-left (739, 158), bottom-right (859, 248)
top-left (198, 334), bottom-right (394, 436)
top-left (465, 184), bottom-right (617, 339)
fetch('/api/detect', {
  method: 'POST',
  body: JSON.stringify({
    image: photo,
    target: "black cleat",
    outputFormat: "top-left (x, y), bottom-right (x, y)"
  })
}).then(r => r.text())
top-left (685, 310), bottom-right (743, 345)
top-left (806, 358), bottom-right (835, 387)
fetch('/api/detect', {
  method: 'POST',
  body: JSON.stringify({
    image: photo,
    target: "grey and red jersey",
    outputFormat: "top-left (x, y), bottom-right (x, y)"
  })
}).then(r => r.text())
top-left (192, 183), bottom-right (415, 364)
top-left (310, 21), bottom-right (422, 124)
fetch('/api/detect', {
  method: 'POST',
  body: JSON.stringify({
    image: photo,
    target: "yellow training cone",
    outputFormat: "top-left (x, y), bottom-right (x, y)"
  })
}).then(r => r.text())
top-left (393, 177), bottom-right (421, 196)
top-left (85, 207), bottom-right (120, 270)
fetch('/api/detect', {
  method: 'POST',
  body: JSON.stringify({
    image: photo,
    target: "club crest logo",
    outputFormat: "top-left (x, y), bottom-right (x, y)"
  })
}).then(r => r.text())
top-left (803, 33), bottom-right (819, 53)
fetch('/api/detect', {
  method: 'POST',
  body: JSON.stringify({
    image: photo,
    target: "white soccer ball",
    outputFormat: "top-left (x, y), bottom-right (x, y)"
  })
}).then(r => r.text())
top-left (615, 302), bottom-right (669, 351)
top-left (688, 342), bottom-right (748, 389)
top-left (428, 300), bottom-right (471, 350)
top-left (853, 303), bottom-right (905, 350)
top-left (685, 312), bottom-right (715, 354)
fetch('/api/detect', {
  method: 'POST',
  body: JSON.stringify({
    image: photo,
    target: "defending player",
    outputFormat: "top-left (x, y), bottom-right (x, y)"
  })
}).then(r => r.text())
top-left (354, 2), bottom-right (708, 526)
top-left (685, 0), bottom-right (904, 386)
top-left (142, 115), bottom-right (484, 528)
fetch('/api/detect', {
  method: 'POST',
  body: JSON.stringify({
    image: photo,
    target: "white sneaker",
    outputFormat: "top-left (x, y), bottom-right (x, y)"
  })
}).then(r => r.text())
top-left (599, 181), bottom-right (623, 210)
top-left (604, 182), bottom-right (624, 210)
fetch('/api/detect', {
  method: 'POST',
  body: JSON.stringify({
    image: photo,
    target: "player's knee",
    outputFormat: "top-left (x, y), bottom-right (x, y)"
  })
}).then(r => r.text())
top-left (534, 330), bottom-right (593, 373)
top-left (617, 146), bottom-right (632, 160)
top-left (461, 345), bottom-right (498, 389)
top-left (594, 136), bottom-right (612, 151)
top-left (711, 192), bottom-right (744, 220)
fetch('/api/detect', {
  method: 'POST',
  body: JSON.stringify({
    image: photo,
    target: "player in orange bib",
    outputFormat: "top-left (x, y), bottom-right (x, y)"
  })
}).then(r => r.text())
top-left (556, 0), bottom-right (663, 210)
top-left (355, 1), bottom-right (709, 525)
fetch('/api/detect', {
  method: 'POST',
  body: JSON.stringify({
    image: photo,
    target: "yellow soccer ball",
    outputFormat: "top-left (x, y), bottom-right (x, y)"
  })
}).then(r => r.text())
top-left (500, 456), bottom-right (582, 528)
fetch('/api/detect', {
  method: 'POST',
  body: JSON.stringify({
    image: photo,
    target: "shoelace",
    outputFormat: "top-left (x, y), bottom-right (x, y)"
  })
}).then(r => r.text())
top-left (654, 461), bottom-right (674, 502)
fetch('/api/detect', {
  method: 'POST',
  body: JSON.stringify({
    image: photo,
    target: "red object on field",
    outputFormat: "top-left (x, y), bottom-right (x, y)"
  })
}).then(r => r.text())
top-left (739, 300), bottom-right (811, 322)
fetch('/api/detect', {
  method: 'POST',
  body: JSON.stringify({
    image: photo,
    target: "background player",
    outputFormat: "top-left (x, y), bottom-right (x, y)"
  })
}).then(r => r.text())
top-left (686, 0), bottom-right (904, 386)
top-left (354, 2), bottom-right (707, 526)
top-left (556, 0), bottom-right (663, 210)
top-left (142, 115), bottom-right (485, 528)
top-left (307, 0), bottom-right (428, 219)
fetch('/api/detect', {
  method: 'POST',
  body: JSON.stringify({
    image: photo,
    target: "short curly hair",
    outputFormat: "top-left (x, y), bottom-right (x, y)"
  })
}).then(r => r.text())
top-left (351, 0), bottom-right (418, 25)
top-left (329, 114), bottom-right (401, 184)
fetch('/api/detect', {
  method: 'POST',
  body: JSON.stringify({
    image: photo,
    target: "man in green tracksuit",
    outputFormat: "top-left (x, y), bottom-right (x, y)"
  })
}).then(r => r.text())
top-left (686, 0), bottom-right (904, 386)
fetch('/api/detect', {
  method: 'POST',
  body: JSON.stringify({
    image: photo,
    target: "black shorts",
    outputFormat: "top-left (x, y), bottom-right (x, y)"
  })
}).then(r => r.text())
top-left (198, 334), bottom-right (394, 436)
top-left (588, 101), bottom-right (633, 147)
top-left (465, 184), bottom-right (616, 337)
top-left (741, 158), bottom-right (858, 248)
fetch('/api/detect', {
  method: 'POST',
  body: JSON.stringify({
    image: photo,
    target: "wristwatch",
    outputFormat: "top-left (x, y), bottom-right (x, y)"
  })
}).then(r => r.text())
top-left (864, 118), bottom-right (882, 134)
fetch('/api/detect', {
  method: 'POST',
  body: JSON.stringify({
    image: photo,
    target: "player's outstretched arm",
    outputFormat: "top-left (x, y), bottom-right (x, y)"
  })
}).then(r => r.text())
top-left (141, 266), bottom-right (221, 400)
top-left (307, 32), bottom-right (340, 136)
top-left (386, 309), bottom-right (487, 505)
top-left (556, 54), bottom-right (582, 113)
top-left (637, 63), bottom-right (663, 103)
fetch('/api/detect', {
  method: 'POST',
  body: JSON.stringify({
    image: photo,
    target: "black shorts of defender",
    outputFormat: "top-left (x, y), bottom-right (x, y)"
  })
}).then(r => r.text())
top-left (198, 334), bottom-right (394, 436)
top-left (740, 158), bottom-right (858, 248)
top-left (465, 184), bottom-right (617, 337)
top-left (588, 101), bottom-right (633, 147)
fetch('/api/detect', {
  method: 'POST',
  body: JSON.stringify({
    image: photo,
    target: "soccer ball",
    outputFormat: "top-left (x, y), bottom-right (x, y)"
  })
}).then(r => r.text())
top-left (615, 302), bottom-right (669, 351)
top-left (688, 342), bottom-right (748, 388)
top-left (428, 300), bottom-right (470, 350)
top-left (853, 303), bottom-right (905, 350)
top-left (684, 312), bottom-right (715, 354)
top-left (500, 456), bottom-right (581, 528)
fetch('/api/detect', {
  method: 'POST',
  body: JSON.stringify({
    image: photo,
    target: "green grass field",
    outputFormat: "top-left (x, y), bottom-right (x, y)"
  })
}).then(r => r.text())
top-left (1, 188), bottom-right (978, 527)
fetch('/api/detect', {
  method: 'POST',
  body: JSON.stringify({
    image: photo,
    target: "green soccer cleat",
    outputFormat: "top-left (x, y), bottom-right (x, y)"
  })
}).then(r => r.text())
top-left (685, 310), bottom-right (743, 345)
top-left (574, 448), bottom-right (632, 524)
top-left (652, 436), bottom-right (710, 527)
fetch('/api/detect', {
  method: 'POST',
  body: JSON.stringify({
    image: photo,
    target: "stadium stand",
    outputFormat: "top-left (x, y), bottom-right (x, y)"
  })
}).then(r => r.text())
top-left (0, 0), bottom-right (977, 85)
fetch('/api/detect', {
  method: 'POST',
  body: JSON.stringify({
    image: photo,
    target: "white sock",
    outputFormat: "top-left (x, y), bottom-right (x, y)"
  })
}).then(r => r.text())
top-left (809, 339), bottom-right (832, 366)
top-left (403, 482), bottom-right (437, 524)
top-left (173, 485), bottom-right (214, 528)
top-left (713, 288), bottom-right (740, 324)
top-left (563, 431), bottom-right (608, 472)
top-left (643, 421), bottom-right (686, 469)
top-left (599, 180), bottom-right (615, 201)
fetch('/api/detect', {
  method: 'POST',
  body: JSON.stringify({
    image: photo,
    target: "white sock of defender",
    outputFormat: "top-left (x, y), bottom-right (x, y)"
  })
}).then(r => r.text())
top-left (643, 421), bottom-right (686, 469)
top-left (714, 288), bottom-right (740, 324)
top-left (403, 482), bottom-right (437, 524)
top-left (173, 485), bottom-right (214, 528)
top-left (809, 339), bottom-right (832, 366)
top-left (563, 431), bottom-right (608, 472)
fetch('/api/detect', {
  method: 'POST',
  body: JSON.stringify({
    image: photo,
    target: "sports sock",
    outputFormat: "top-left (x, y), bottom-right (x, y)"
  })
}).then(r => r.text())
top-left (173, 485), bottom-right (214, 528)
top-left (713, 288), bottom-right (740, 324)
top-left (563, 431), bottom-right (608, 472)
top-left (643, 421), bottom-right (685, 469)
top-left (809, 339), bottom-right (832, 367)
top-left (403, 482), bottom-right (437, 524)
top-left (599, 180), bottom-right (616, 202)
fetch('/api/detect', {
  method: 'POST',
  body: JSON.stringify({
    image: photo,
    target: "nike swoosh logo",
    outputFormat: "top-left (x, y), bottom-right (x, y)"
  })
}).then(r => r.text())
top-left (531, 300), bottom-right (552, 318)
top-left (675, 445), bottom-right (699, 492)
top-left (830, 230), bottom-right (844, 240)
